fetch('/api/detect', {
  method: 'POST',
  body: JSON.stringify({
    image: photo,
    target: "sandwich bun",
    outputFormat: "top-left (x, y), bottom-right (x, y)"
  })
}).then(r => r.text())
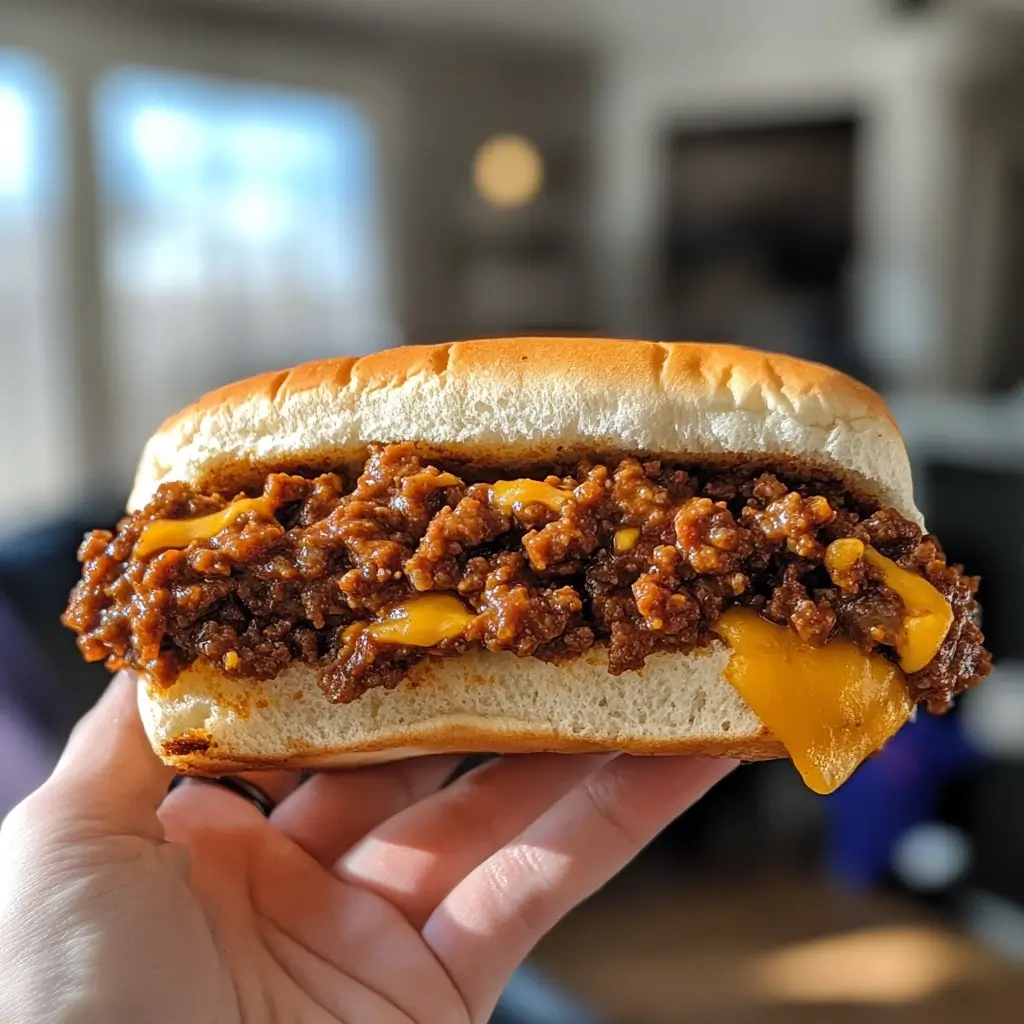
top-left (142, 645), bottom-right (785, 774)
top-left (128, 338), bottom-right (916, 773)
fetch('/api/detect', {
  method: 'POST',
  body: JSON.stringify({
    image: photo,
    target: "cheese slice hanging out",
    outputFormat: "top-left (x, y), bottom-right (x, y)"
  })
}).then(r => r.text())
top-left (716, 609), bottom-right (915, 795)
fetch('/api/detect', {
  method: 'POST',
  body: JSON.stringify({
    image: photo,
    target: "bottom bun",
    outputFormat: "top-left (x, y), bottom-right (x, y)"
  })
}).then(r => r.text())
top-left (139, 642), bottom-right (785, 773)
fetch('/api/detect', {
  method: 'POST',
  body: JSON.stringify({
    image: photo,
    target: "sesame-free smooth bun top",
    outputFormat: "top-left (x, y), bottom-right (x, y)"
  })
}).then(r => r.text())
top-left (128, 338), bottom-right (920, 522)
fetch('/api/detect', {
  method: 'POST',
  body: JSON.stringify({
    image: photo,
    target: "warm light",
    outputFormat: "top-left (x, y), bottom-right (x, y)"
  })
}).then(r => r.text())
top-left (748, 926), bottom-right (986, 1005)
top-left (472, 133), bottom-right (543, 208)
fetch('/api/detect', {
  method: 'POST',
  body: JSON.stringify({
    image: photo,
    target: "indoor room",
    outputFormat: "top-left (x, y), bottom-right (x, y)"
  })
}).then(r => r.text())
top-left (2, 2), bottom-right (1024, 1021)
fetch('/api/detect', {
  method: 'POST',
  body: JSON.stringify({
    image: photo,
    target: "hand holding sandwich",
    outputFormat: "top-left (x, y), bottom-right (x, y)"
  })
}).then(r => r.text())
top-left (62, 340), bottom-right (989, 797)
top-left (0, 671), bottom-right (733, 1024)
top-left (1, 338), bottom-right (990, 1022)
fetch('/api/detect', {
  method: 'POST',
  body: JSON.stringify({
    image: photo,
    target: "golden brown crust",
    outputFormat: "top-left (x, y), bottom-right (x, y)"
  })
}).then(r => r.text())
top-left (158, 339), bottom-right (897, 437)
top-left (163, 726), bottom-right (786, 775)
top-left (130, 338), bottom-right (920, 522)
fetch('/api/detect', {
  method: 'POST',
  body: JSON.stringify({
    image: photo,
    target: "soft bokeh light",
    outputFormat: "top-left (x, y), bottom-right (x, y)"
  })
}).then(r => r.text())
top-left (0, 86), bottom-right (30, 196)
top-left (748, 926), bottom-right (988, 1005)
top-left (472, 132), bottom-right (544, 208)
top-left (130, 106), bottom-right (205, 174)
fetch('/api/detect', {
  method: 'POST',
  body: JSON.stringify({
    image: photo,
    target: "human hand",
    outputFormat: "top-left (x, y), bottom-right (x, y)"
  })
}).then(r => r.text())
top-left (0, 672), bottom-right (735, 1023)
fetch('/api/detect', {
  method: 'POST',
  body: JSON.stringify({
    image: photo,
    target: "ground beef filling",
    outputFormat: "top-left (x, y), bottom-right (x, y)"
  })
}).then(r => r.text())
top-left (63, 443), bottom-right (990, 713)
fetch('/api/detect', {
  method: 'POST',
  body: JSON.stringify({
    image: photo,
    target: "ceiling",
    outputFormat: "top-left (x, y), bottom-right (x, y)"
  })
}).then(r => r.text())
top-left (222, 0), bottom-right (899, 49)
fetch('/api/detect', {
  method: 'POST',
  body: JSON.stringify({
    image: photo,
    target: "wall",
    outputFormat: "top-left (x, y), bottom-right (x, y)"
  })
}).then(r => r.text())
top-left (393, 36), bottom-right (593, 343)
top-left (591, 5), bottom-right (1016, 393)
top-left (953, 60), bottom-right (1024, 393)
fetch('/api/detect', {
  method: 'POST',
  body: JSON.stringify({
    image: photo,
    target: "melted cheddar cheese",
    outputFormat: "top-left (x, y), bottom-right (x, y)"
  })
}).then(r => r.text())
top-left (491, 479), bottom-right (571, 514)
top-left (135, 497), bottom-right (275, 558)
top-left (823, 539), bottom-right (953, 674)
top-left (614, 527), bottom-right (640, 553)
top-left (824, 537), bottom-right (865, 575)
top-left (365, 594), bottom-right (476, 646)
top-left (716, 608), bottom-right (914, 795)
top-left (861, 546), bottom-right (953, 674)
top-left (429, 472), bottom-right (462, 487)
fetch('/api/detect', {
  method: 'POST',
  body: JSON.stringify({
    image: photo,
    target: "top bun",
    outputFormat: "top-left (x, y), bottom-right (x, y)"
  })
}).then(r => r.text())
top-left (129, 338), bottom-right (920, 523)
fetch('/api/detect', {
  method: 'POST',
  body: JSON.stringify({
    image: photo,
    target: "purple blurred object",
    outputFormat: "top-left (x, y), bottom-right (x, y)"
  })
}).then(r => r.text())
top-left (824, 712), bottom-right (980, 890)
top-left (0, 592), bottom-right (61, 821)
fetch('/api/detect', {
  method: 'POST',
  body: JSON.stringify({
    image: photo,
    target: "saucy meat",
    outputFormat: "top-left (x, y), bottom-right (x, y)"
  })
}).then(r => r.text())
top-left (63, 443), bottom-right (990, 712)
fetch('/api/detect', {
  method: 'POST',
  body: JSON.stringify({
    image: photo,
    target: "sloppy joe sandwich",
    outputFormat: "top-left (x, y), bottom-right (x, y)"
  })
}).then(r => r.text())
top-left (63, 339), bottom-right (991, 793)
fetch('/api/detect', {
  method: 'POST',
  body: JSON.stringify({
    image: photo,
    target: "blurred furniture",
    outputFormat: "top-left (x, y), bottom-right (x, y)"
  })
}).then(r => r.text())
top-left (658, 120), bottom-right (863, 379)
top-left (0, 498), bottom-right (124, 726)
top-left (0, 592), bottom-right (63, 820)
top-left (889, 392), bottom-right (1024, 923)
top-left (533, 864), bottom-right (1024, 1023)
top-left (823, 714), bottom-right (979, 893)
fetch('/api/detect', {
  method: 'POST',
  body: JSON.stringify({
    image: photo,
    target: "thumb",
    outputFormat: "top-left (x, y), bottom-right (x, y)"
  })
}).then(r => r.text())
top-left (43, 671), bottom-right (174, 839)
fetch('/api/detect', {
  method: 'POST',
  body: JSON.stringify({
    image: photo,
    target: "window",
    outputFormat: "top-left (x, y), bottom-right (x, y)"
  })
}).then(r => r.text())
top-left (0, 51), bottom-right (71, 530)
top-left (95, 69), bottom-right (392, 477)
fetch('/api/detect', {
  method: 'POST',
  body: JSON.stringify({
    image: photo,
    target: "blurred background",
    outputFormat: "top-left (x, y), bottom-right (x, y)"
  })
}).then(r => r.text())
top-left (2, 0), bottom-right (1024, 1020)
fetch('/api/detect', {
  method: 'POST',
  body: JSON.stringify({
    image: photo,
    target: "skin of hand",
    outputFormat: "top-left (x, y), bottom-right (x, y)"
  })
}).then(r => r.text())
top-left (0, 672), bottom-right (736, 1024)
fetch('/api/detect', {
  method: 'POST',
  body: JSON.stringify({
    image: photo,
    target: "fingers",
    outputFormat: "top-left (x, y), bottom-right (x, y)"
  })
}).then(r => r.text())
top-left (237, 771), bottom-right (305, 808)
top-left (43, 672), bottom-right (174, 839)
top-left (336, 754), bottom-right (610, 928)
top-left (270, 756), bottom-right (463, 866)
top-left (159, 769), bottom-right (306, 833)
top-left (253, 850), bottom-right (470, 1024)
top-left (423, 755), bottom-right (737, 1021)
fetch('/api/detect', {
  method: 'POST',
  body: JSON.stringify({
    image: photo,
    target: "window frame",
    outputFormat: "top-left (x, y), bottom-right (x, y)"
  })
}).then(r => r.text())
top-left (0, 2), bottom-right (405, 494)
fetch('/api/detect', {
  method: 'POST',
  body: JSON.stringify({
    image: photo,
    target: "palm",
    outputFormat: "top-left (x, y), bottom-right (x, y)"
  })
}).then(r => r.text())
top-left (0, 675), bottom-right (734, 1024)
top-left (159, 793), bottom-right (467, 1024)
